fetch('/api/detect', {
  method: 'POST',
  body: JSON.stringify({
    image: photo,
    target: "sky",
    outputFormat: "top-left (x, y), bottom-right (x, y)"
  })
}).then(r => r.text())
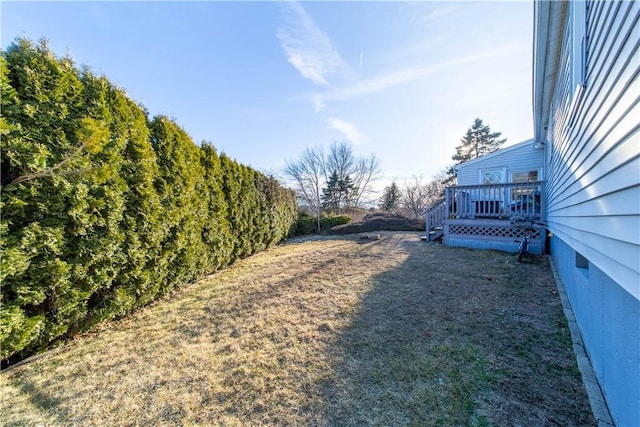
top-left (1, 0), bottom-right (534, 195)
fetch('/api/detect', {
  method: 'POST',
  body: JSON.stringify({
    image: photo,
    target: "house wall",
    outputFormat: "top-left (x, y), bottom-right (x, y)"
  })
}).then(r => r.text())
top-left (551, 237), bottom-right (639, 426)
top-left (456, 140), bottom-right (544, 186)
top-left (543, 1), bottom-right (640, 424)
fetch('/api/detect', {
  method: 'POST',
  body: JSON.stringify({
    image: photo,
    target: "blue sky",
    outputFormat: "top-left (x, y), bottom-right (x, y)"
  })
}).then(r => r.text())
top-left (2, 1), bottom-right (534, 193)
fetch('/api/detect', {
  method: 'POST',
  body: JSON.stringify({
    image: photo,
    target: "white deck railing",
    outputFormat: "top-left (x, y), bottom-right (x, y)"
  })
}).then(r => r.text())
top-left (445, 181), bottom-right (545, 220)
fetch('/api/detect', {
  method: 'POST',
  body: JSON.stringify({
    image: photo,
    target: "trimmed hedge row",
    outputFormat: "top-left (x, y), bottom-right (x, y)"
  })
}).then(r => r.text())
top-left (293, 212), bottom-right (351, 235)
top-left (0, 38), bottom-right (297, 361)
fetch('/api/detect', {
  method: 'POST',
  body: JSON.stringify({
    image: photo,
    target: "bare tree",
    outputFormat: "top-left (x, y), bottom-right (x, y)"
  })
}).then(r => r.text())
top-left (284, 141), bottom-right (382, 220)
top-left (401, 176), bottom-right (429, 219)
top-left (325, 141), bottom-right (354, 182)
top-left (350, 153), bottom-right (382, 208)
top-left (283, 146), bottom-right (325, 231)
top-left (424, 179), bottom-right (446, 207)
top-left (400, 175), bottom-right (446, 219)
top-left (324, 141), bottom-right (381, 211)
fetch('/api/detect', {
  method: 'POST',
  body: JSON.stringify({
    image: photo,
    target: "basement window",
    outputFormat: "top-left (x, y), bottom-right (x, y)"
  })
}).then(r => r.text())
top-left (575, 251), bottom-right (589, 270)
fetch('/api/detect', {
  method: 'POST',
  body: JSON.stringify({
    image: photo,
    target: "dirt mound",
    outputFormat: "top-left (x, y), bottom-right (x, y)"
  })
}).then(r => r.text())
top-left (328, 212), bottom-right (425, 235)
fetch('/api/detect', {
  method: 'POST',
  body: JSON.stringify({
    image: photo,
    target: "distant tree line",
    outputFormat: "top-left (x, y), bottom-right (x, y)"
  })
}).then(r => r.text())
top-left (0, 38), bottom-right (297, 361)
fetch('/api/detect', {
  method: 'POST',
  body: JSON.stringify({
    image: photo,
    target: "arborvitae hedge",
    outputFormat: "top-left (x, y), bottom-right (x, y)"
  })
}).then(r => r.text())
top-left (0, 38), bottom-right (297, 361)
top-left (293, 212), bottom-right (352, 236)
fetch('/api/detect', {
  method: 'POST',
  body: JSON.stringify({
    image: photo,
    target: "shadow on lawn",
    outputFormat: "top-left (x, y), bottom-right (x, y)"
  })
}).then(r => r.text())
top-left (0, 234), bottom-right (595, 426)
top-left (319, 237), bottom-right (595, 426)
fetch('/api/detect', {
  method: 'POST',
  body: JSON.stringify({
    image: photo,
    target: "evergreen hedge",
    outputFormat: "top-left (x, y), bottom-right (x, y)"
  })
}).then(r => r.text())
top-left (293, 212), bottom-right (351, 236)
top-left (0, 38), bottom-right (297, 361)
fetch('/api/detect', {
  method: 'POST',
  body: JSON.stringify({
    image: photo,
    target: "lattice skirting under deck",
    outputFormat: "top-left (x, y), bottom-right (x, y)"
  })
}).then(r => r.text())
top-left (443, 220), bottom-right (546, 255)
top-left (448, 224), bottom-right (543, 240)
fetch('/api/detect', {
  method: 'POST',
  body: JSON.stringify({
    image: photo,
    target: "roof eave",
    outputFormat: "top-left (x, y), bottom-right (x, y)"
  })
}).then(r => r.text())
top-left (533, 1), bottom-right (566, 144)
top-left (454, 138), bottom-right (535, 171)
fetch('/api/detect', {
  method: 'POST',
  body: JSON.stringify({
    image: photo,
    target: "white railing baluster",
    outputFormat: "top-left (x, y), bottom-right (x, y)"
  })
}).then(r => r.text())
top-left (443, 181), bottom-right (545, 220)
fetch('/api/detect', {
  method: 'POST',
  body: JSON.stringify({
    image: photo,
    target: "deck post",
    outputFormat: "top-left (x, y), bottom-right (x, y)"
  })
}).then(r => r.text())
top-left (425, 209), bottom-right (431, 239)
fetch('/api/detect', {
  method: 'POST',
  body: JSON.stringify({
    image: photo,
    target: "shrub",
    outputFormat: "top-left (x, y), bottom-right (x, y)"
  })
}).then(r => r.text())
top-left (293, 213), bottom-right (317, 236)
top-left (321, 214), bottom-right (351, 229)
top-left (292, 212), bottom-right (351, 236)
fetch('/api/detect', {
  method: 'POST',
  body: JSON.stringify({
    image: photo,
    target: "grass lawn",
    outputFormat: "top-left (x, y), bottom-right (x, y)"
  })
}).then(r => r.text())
top-left (0, 232), bottom-right (594, 426)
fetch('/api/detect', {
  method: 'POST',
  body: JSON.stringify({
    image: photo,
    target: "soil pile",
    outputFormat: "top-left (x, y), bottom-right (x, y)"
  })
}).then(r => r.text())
top-left (328, 212), bottom-right (425, 235)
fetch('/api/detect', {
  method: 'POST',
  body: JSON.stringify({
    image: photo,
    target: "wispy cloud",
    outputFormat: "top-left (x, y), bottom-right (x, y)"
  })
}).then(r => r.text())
top-left (327, 117), bottom-right (367, 145)
top-left (277, 1), bottom-right (352, 87)
top-left (313, 42), bottom-right (527, 105)
top-left (310, 94), bottom-right (325, 113)
top-left (406, 2), bottom-right (460, 25)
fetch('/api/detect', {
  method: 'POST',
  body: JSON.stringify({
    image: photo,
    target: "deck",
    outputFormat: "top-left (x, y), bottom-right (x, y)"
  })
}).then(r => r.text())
top-left (426, 181), bottom-right (546, 255)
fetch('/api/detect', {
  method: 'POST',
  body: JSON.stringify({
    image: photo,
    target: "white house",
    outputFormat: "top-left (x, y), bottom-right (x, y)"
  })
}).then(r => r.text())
top-left (425, 139), bottom-right (547, 254)
top-left (455, 138), bottom-right (545, 187)
top-left (533, 1), bottom-right (639, 425)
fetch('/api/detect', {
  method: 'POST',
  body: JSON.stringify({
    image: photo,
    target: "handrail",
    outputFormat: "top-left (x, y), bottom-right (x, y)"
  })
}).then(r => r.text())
top-left (445, 181), bottom-right (546, 220)
top-left (425, 197), bottom-right (446, 233)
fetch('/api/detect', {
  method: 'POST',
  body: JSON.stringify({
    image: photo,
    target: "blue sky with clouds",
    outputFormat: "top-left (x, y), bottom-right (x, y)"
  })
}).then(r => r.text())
top-left (2, 1), bottom-right (534, 191)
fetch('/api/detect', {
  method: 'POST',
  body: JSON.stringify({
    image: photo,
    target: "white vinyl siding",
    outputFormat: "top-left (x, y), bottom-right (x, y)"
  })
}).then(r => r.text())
top-left (456, 140), bottom-right (544, 187)
top-left (569, 1), bottom-right (587, 106)
top-left (545, 0), bottom-right (640, 299)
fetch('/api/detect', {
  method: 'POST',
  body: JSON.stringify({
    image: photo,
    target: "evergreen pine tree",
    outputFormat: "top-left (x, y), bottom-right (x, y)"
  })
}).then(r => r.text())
top-left (322, 170), bottom-right (356, 212)
top-left (379, 181), bottom-right (401, 211)
top-left (452, 118), bottom-right (506, 164)
top-left (443, 118), bottom-right (507, 184)
top-left (339, 174), bottom-right (357, 210)
top-left (321, 170), bottom-right (341, 212)
top-left (82, 79), bottom-right (166, 325)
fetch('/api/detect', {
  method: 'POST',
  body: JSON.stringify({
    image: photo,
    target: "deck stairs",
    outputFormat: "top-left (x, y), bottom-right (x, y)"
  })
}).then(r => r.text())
top-left (425, 198), bottom-right (446, 242)
top-left (429, 227), bottom-right (444, 242)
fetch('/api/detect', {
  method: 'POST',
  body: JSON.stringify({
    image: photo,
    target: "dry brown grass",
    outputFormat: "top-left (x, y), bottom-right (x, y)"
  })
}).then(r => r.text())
top-left (0, 232), bottom-right (594, 426)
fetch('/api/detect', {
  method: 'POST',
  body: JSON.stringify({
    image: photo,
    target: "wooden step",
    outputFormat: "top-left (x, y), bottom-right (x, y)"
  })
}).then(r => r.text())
top-left (428, 228), bottom-right (444, 242)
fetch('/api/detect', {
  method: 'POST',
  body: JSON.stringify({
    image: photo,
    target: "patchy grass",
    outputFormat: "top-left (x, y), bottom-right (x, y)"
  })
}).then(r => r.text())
top-left (0, 233), bottom-right (594, 426)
